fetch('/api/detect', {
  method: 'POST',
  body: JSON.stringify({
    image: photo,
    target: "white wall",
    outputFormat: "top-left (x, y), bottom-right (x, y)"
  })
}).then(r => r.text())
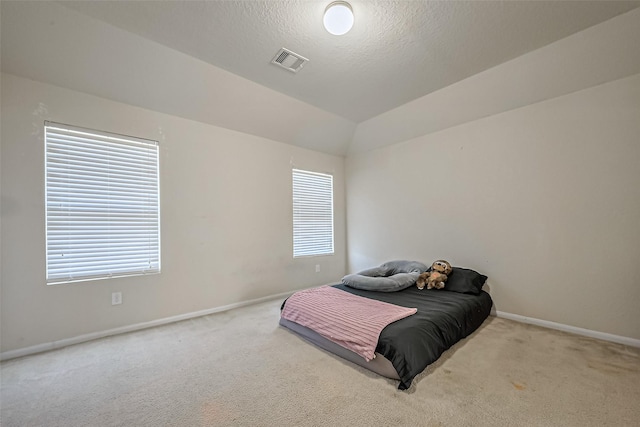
top-left (0, 73), bottom-right (346, 353)
top-left (346, 73), bottom-right (640, 340)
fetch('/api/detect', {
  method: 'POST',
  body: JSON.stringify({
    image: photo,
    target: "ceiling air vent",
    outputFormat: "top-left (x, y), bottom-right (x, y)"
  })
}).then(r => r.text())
top-left (271, 48), bottom-right (309, 73)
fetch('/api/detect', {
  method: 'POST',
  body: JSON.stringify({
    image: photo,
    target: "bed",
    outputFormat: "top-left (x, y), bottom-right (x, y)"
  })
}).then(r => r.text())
top-left (280, 263), bottom-right (493, 390)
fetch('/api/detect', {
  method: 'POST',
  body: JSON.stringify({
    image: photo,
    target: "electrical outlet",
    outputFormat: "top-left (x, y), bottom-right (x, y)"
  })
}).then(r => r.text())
top-left (315, 264), bottom-right (321, 273)
top-left (111, 292), bottom-right (122, 305)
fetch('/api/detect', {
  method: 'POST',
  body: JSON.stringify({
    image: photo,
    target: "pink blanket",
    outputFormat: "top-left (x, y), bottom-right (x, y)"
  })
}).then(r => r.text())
top-left (281, 286), bottom-right (417, 361)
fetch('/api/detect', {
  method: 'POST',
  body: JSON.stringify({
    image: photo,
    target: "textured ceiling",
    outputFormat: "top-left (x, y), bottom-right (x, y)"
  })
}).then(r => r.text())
top-left (59, 0), bottom-right (640, 123)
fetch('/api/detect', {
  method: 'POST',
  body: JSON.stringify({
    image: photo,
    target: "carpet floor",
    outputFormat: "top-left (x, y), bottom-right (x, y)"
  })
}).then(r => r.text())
top-left (1, 298), bottom-right (639, 426)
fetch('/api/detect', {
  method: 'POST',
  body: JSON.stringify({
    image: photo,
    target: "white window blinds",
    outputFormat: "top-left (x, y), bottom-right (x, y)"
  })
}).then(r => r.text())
top-left (45, 122), bottom-right (160, 284)
top-left (292, 169), bottom-right (334, 257)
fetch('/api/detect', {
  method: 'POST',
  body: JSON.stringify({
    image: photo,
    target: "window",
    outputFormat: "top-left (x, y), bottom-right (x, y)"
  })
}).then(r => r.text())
top-left (45, 122), bottom-right (160, 284)
top-left (292, 169), bottom-right (334, 257)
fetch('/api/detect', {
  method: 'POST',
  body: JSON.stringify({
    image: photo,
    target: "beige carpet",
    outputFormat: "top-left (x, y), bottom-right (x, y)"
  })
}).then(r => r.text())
top-left (1, 298), bottom-right (639, 426)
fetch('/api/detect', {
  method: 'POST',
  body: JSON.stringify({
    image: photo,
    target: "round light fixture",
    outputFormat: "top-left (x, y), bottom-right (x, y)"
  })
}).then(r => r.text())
top-left (323, 1), bottom-right (354, 36)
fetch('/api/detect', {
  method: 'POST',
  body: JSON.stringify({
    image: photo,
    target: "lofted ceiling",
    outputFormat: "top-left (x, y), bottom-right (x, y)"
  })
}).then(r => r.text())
top-left (2, 1), bottom-right (640, 155)
top-left (59, 1), bottom-right (639, 123)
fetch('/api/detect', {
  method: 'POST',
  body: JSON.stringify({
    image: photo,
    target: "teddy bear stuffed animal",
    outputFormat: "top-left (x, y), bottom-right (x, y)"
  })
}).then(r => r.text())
top-left (416, 260), bottom-right (452, 290)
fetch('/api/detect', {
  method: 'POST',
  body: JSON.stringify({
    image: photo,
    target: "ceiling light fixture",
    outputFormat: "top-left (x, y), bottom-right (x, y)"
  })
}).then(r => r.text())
top-left (323, 1), bottom-right (354, 36)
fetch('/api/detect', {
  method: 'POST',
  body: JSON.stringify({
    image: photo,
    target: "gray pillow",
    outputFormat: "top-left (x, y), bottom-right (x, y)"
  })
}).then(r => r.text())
top-left (342, 272), bottom-right (420, 292)
top-left (341, 260), bottom-right (428, 292)
top-left (379, 260), bottom-right (429, 274)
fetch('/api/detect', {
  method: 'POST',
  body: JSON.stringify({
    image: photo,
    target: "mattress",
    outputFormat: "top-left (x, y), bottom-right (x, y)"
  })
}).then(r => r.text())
top-left (281, 283), bottom-right (493, 389)
top-left (279, 317), bottom-right (400, 380)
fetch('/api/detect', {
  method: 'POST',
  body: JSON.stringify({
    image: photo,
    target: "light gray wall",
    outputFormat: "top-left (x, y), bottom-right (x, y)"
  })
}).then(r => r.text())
top-left (349, 7), bottom-right (640, 154)
top-left (346, 73), bottom-right (640, 340)
top-left (0, 1), bottom-right (356, 156)
top-left (0, 73), bottom-right (346, 353)
top-left (2, 2), bottom-right (639, 356)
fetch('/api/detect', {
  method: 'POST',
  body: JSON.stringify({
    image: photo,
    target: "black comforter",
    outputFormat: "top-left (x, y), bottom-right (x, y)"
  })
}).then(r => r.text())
top-left (332, 283), bottom-right (493, 389)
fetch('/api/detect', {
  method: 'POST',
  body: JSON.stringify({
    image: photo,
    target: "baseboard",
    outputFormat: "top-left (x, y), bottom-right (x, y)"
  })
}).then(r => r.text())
top-left (495, 311), bottom-right (640, 348)
top-left (7, 295), bottom-right (637, 361)
top-left (0, 290), bottom-right (295, 361)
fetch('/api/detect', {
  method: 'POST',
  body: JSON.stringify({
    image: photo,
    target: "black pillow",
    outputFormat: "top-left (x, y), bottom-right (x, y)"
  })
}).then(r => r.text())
top-left (442, 267), bottom-right (487, 294)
